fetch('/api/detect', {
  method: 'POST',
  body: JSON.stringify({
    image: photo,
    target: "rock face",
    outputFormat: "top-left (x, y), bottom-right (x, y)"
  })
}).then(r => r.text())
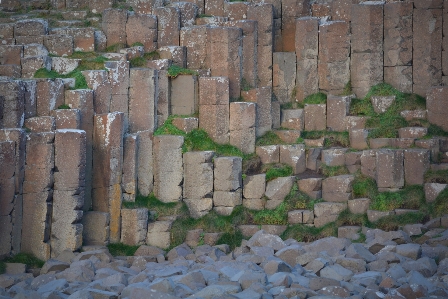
top-left (1, 228), bottom-right (447, 299)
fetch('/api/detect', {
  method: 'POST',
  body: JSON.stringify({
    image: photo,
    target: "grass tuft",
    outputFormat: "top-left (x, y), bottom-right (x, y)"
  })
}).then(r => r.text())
top-left (4, 253), bottom-right (44, 269)
top-left (216, 230), bottom-right (244, 250)
top-left (374, 212), bottom-right (428, 231)
top-left (301, 131), bottom-right (350, 148)
top-left (370, 185), bottom-right (424, 211)
top-left (129, 56), bottom-right (146, 68)
top-left (320, 165), bottom-right (349, 177)
top-left (105, 43), bottom-right (126, 53)
top-left (167, 65), bottom-right (198, 78)
top-left (34, 68), bottom-right (88, 90)
top-left (281, 222), bottom-right (336, 242)
top-left (264, 164), bottom-right (293, 181)
top-left (107, 243), bottom-right (140, 256)
top-left (352, 175), bottom-right (377, 198)
top-left (143, 51), bottom-right (160, 60)
top-left (303, 92), bottom-right (327, 105)
top-left (425, 169), bottom-right (448, 184)
top-left (256, 131), bottom-right (286, 146)
top-left (433, 187), bottom-right (448, 217)
top-left (131, 42), bottom-right (144, 47)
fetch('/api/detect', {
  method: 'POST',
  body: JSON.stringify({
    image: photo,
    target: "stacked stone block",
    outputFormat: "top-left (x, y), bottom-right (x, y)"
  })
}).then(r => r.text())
top-left (22, 132), bottom-right (54, 261)
top-left (121, 208), bottom-right (148, 245)
top-left (183, 151), bottom-right (215, 218)
top-left (213, 156), bottom-right (242, 215)
top-left (243, 87), bottom-right (273, 137)
top-left (273, 52), bottom-right (296, 104)
top-left (318, 21), bottom-right (350, 95)
top-left (376, 149), bottom-right (404, 191)
top-left (351, 3), bottom-right (384, 98)
top-left (126, 13), bottom-right (158, 52)
top-left (105, 61), bottom-right (130, 129)
top-left (171, 75), bottom-right (198, 115)
top-left (122, 134), bottom-right (139, 202)
top-left (243, 174), bottom-right (266, 211)
top-left (280, 144), bottom-right (306, 174)
top-left (49, 28), bottom-right (95, 52)
top-left (180, 26), bottom-right (209, 69)
top-left (92, 112), bottom-right (125, 243)
top-left (384, 2), bottom-right (413, 93)
top-left (281, 0), bottom-right (310, 52)
top-left (51, 129), bottom-right (86, 257)
top-left (199, 77), bottom-right (230, 144)
top-left (295, 17), bottom-right (319, 102)
top-left (0, 79), bottom-right (26, 129)
top-left (154, 7), bottom-right (181, 47)
top-left (229, 102), bottom-right (256, 154)
top-left (153, 135), bottom-right (184, 203)
top-left (102, 9), bottom-right (128, 47)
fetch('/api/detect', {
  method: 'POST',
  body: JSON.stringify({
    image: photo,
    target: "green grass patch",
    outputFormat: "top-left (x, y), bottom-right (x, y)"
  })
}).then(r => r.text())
top-left (107, 243), bottom-right (140, 256)
top-left (0, 261), bottom-right (5, 274)
top-left (131, 42), bottom-right (144, 47)
top-left (425, 169), bottom-right (448, 184)
top-left (122, 193), bottom-right (182, 219)
top-left (58, 104), bottom-right (70, 109)
top-left (301, 131), bottom-right (350, 147)
top-left (321, 165), bottom-right (349, 177)
top-left (216, 230), bottom-right (244, 250)
top-left (143, 51), bottom-right (160, 60)
top-left (241, 78), bottom-right (253, 92)
top-left (303, 92), bottom-right (327, 105)
top-left (433, 188), bottom-right (448, 217)
top-left (198, 14), bottom-right (213, 18)
top-left (69, 51), bottom-right (99, 59)
top-left (256, 131), bottom-right (286, 146)
top-left (352, 175), bottom-right (378, 198)
top-left (167, 65), bottom-right (198, 78)
top-left (281, 222), bottom-right (336, 242)
top-left (370, 185), bottom-right (425, 211)
top-left (341, 80), bottom-right (352, 96)
top-left (427, 124), bottom-right (448, 138)
top-left (34, 68), bottom-right (88, 89)
top-left (253, 202), bottom-right (288, 225)
top-left (105, 43), bottom-right (126, 53)
top-left (336, 209), bottom-right (370, 227)
top-left (374, 212), bottom-right (428, 231)
top-left (4, 253), bottom-right (44, 269)
top-left (264, 164), bottom-right (293, 181)
top-left (129, 56), bottom-right (146, 67)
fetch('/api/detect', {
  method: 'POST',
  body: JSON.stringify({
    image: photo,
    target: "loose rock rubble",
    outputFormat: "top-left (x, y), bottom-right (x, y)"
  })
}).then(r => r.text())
top-left (1, 227), bottom-right (447, 299)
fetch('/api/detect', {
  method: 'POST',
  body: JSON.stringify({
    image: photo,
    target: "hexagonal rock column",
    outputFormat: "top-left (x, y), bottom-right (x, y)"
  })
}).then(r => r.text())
top-left (180, 26), bottom-right (209, 69)
top-left (136, 130), bottom-right (154, 197)
top-left (49, 27), bottom-right (95, 53)
top-left (154, 7), bottom-right (181, 47)
top-left (413, 7), bottom-right (443, 96)
top-left (199, 77), bottom-right (230, 144)
top-left (350, 3), bottom-right (384, 98)
top-left (153, 135), bottom-right (184, 203)
top-left (22, 132), bottom-right (55, 261)
top-left (121, 208), bottom-right (148, 246)
top-left (376, 149), bottom-right (404, 191)
top-left (0, 79), bottom-right (25, 130)
top-left (171, 75), bottom-right (199, 115)
top-left (427, 87), bottom-right (448, 131)
top-left (65, 90), bottom-right (94, 211)
top-left (92, 112), bottom-right (125, 243)
top-left (51, 129), bottom-right (86, 257)
top-left (318, 21), bottom-right (350, 95)
top-left (129, 68), bottom-right (158, 134)
top-left (183, 151), bottom-right (214, 218)
top-left (229, 102), bottom-right (256, 154)
top-left (322, 175), bottom-right (354, 203)
top-left (0, 129), bottom-right (26, 257)
top-left (247, 4), bottom-right (274, 87)
top-left (213, 156), bottom-right (242, 215)
top-left (82, 70), bottom-right (112, 115)
top-left (122, 134), bottom-right (139, 202)
top-left (273, 52), bottom-right (296, 104)
top-left (105, 61), bottom-right (130, 130)
top-left (243, 87), bottom-right (273, 137)
top-left (207, 26), bottom-right (242, 99)
top-left (383, 2), bottom-right (413, 93)
top-left (102, 9), bottom-right (128, 47)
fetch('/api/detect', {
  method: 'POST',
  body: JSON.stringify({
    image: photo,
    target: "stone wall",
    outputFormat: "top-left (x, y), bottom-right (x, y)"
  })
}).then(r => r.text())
top-left (0, 0), bottom-right (448, 255)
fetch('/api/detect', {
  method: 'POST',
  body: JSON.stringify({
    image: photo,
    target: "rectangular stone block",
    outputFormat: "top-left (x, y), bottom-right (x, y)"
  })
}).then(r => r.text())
top-left (136, 130), bottom-right (154, 197)
top-left (156, 69), bottom-right (170, 125)
top-left (326, 95), bottom-right (350, 132)
top-left (102, 9), bottom-right (128, 47)
top-left (281, 109), bottom-right (304, 130)
top-left (413, 8), bottom-right (443, 96)
top-left (214, 156), bottom-right (242, 192)
top-left (49, 28), bottom-right (95, 52)
top-left (208, 26), bottom-right (242, 99)
top-left (0, 23), bottom-right (14, 39)
top-left (126, 13), bottom-right (157, 51)
top-left (0, 45), bottom-right (23, 65)
top-left (0, 79), bottom-right (25, 129)
top-left (24, 116), bottom-right (55, 133)
top-left (14, 19), bottom-right (48, 37)
top-left (230, 127), bottom-right (256, 154)
top-left (183, 151), bottom-right (214, 199)
top-left (180, 26), bottom-right (208, 69)
top-left (121, 208), bottom-right (148, 246)
top-left (172, 2), bottom-right (199, 27)
top-left (171, 75), bottom-right (198, 115)
top-left (82, 70), bottom-right (111, 115)
top-left (376, 149), bottom-right (404, 189)
top-left (213, 190), bottom-right (242, 207)
top-left (129, 68), bottom-right (158, 133)
top-left (205, 0), bottom-right (225, 16)
top-left (280, 144), bottom-right (306, 174)
top-left (384, 66), bottom-right (413, 94)
top-left (404, 149), bottom-right (430, 186)
top-left (159, 46), bottom-right (187, 68)
top-left (51, 109), bottom-right (81, 130)
top-left (199, 76), bottom-right (229, 105)
top-left (243, 174), bottom-right (266, 199)
top-left (23, 132), bottom-right (54, 194)
top-left (427, 87), bottom-right (448, 131)
top-left (0, 215), bottom-right (12, 258)
top-left (81, 211), bottom-right (110, 246)
top-left (21, 191), bottom-right (51, 261)
top-left (304, 104), bottom-right (326, 131)
top-left (281, 0), bottom-right (310, 52)
top-left (322, 175), bottom-right (354, 202)
top-left (256, 145), bottom-right (280, 164)
top-left (247, 4), bottom-right (274, 87)
top-left (0, 65), bottom-right (21, 78)
top-left (245, 87), bottom-right (273, 137)
top-left (122, 134), bottom-right (139, 202)
top-left (229, 102), bottom-right (256, 131)
top-left (199, 104), bottom-right (229, 144)
top-left (22, 80), bottom-right (37, 120)
top-left (154, 7), bottom-right (181, 47)
top-left (351, 51), bottom-right (383, 98)
top-left (318, 21), bottom-right (350, 94)
top-left (273, 52), bottom-right (296, 104)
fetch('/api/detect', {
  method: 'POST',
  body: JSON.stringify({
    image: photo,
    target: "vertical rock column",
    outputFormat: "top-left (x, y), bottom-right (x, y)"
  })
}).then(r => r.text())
top-left (65, 89), bottom-right (94, 211)
top-left (82, 70), bottom-right (112, 115)
top-left (413, 5), bottom-right (443, 96)
top-left (183, 151), bottom-right (215, 218)
top-left (92, 112), bottom-right (125, 243)
top-left (207, 26), bottom-right (242, 99)
top-left (245, 87), bottom-right (273, 137)
top-left (0, 129), bottom-right (26, 256)
top-left (230, 102), bottom-right (256, 154)
top-left (273, 52), bottom-right (296, 104)
top-left (281, 0), bottom-right (310, 52)
top-left (318, 21), bottom-right (350, 95)
top-left (126, 13), bottom-right (158, 52)
top-left (384, 2), bottom-right (413, 93)
top-left (248, 3), bottom-right (274, 87)
top-left (36, 79), bottom-right (65, 117)
top-left (180, 26), bottom-right (209, 70)
top-left (122, 134), bottom-right (139, 202)
top-left (376, 149), bottom-right (404, 191)
top-left (51, 129), bottom-right (86, 257)
top-left (154, 7), bottom-right (181, 47)
top-left (22, 132), bottom-right (55, 261)
top-left (102, 9), bottom-right (128, 47)
top-left (213, 157), bottom-right (242, 216)
top-left (137, 130), bottom-right (154, 197)
top-left (351, 2), bottom-right (384, 98)
top-left (0, 79), bottom-right (25, 129)
top-left (295, 17), bottom-right (319, 103)
top-left (105, 61), bottom-right (130, 131)
top-left (153, 135), bottom-right (184, 203)
top-left (199, 77), bottom-right (230, 144)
